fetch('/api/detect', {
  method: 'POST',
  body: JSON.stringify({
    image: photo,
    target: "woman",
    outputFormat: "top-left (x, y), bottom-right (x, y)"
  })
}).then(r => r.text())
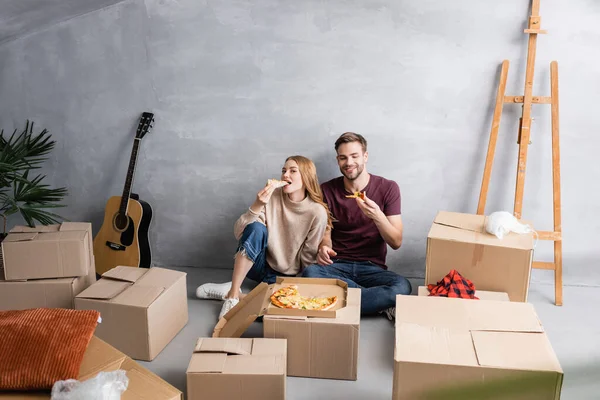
top-left (196, 155), bottom-right (333, 320)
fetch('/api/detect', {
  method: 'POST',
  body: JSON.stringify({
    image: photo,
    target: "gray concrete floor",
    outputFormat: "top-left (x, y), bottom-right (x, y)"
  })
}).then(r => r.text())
top-left (138, 266), bottom-right (600, 400)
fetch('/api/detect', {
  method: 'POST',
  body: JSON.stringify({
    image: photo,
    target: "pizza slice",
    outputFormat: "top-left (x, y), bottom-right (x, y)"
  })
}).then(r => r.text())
top-left (345, 191), bottom-right (366, 200)
top-left (267, 178), bottom-right (290, 188)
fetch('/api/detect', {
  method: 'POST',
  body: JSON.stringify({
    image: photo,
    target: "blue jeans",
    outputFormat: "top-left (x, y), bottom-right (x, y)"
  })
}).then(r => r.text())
top-left (301, 260), bottom-right (412, 315)
top-left (237, 222), bottom-right (291, 284)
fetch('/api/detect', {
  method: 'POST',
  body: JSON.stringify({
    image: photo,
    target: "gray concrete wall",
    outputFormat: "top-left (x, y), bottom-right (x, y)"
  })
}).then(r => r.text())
top-left (0, 0), bottom-right (597, 285)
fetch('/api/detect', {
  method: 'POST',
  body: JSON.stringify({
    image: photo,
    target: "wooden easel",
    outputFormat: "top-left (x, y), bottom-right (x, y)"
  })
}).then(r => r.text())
top-left (476, 0), bottom-right (563, 305)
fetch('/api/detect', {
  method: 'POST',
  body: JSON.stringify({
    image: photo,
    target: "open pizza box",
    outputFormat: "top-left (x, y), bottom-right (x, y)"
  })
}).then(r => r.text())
top-left (213, 276), bottom-right (348, 338)
top-left (212, 276), bottom-right (361, 381)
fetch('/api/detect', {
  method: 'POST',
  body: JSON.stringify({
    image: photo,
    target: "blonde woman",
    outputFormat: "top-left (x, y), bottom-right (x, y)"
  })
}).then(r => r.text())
top-left (197, 155), bottom-right (333, 320)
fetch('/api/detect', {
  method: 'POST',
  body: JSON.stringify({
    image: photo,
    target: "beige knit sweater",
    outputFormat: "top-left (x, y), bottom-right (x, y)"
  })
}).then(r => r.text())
top-left (233, 188), bottom-right (328, 275)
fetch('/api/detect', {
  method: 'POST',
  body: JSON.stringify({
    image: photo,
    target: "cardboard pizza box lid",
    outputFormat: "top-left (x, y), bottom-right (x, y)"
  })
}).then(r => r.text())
top-left (212, 276), bottom-right (349, 338)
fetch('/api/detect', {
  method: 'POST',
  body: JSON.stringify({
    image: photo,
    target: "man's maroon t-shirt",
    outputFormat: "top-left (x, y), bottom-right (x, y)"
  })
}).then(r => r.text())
top-left (321, 174), bottom-right (401, 269)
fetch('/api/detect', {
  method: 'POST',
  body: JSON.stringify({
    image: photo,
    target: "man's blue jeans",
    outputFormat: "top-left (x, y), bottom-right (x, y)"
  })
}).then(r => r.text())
top-left (301, 260), bottom-right (412, 315)
top-left (237, 222), bottom-right (291, 284)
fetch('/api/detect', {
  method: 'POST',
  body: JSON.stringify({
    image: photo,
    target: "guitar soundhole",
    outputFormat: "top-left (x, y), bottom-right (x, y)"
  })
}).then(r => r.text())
top-left (113, 212), bottom-right (129, 231)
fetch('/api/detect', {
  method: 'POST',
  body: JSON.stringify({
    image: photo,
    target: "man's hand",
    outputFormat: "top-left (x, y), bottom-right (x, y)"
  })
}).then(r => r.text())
top-left (317, 245), bottom-right (337, 266)
top-left (356, 194), bottom-right (384, 222)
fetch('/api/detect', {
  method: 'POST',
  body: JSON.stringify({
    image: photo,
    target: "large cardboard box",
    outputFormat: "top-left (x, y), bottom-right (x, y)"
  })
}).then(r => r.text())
top-left (1, 222), bottom-right (93, 281)
top-left (0, 260), bottom-right (96, 311)
top-left (213, 277), bottom-right (361, 380)
top-left (393, 295), bottom-right (563, 400)
top-left (186, 337), bottom-right (287, 400)
top-left (417, 286), bottom-right (510, 301)
top-left (426, 211), bottom-right (534, 302)
top-left (75, 266), bottom-right (188, 361)
top-left (0, 336), bottom-right (183, 399)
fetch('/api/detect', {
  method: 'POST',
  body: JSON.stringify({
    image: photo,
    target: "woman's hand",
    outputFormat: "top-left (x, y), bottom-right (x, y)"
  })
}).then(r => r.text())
top-left (250, 181), bottom-right (277, 213)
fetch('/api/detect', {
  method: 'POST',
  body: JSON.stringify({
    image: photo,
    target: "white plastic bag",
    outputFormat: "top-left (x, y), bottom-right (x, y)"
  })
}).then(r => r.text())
top-left (485, 211), bottom-right (534, 240)
top-left (51, 370), bottom-right (128, 400)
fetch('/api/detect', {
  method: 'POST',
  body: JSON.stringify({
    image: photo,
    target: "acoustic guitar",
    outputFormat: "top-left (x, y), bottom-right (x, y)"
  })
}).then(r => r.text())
top-left (93, 112), bottom-right (154, 275)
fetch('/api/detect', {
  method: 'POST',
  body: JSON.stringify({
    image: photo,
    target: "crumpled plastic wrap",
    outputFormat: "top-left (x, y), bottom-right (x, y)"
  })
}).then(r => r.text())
top-left (51, 369), bottom-right (128, 400)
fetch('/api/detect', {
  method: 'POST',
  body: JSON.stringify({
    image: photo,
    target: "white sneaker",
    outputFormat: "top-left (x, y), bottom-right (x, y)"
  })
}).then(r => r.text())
top-left (196, 282), bottom-right (235, 300)
top-left (219, 298), bottom-right (240, 320)
top-left (384, 307), bottom-right (395, 321)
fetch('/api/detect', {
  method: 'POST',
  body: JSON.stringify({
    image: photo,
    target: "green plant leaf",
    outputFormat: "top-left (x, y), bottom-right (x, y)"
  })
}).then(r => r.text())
top-left (0, 120), bottom-right (68, 231)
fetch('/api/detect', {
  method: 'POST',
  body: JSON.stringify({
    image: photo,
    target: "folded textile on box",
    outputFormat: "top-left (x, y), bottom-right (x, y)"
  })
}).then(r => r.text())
top-left (427, 269), bottom-right (479, 300)
top-left (0, 308), bottom-right (100, 391)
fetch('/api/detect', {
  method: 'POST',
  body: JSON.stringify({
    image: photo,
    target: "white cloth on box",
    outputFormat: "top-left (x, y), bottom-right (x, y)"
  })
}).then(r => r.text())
top-left (485, 211), bottom-right (536, 243)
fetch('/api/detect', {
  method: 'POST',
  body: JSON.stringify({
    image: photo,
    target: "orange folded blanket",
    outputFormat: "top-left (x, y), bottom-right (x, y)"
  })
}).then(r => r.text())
top-left (0, 308), bottom-right (100, 391)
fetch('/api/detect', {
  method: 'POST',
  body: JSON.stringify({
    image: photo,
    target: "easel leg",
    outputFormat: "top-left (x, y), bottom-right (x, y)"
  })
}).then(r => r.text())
top-left (477, 60), bottom-right (510, 215)
top-left (551, 61), bottom-right (563, 306)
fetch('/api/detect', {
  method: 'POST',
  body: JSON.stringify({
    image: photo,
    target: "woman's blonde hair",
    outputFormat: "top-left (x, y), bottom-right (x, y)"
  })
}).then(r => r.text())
top-left (286, 155), bottom-right (334, 230)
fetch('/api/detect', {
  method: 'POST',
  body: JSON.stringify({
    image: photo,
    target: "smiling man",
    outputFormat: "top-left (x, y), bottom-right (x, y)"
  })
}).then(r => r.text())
top-left (301, 132), bottom-right (412, 320)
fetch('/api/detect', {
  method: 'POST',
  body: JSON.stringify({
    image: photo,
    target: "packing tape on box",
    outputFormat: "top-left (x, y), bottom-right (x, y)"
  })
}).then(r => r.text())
top-left (471, 244), bottom-right (485, 267)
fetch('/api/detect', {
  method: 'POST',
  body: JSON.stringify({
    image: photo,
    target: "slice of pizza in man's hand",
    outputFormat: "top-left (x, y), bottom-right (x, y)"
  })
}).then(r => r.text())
top-left (345, 191), bottom-right (366, 200)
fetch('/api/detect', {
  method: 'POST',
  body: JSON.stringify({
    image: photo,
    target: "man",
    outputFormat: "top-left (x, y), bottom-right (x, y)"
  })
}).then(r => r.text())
top-left (301, 132), bottom-right (412, 320)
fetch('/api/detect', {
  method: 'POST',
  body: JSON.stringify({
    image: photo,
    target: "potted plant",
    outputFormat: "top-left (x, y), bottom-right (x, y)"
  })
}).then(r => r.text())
top-left (0, 121), bottom-right (68, 241)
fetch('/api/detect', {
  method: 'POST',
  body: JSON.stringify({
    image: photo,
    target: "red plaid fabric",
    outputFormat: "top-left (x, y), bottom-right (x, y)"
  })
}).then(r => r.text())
top-left (427, 269), bottom-right (479, 300)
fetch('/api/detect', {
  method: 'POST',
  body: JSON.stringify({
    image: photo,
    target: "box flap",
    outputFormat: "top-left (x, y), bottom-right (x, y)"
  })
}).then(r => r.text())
top-left (119, 360), bottom-right (183, 400)
top-left (395, 295), bottom-right (543, 332)
top-left (134, 267), bottom-right (185, 289)
top-left (113, 285), bottom-right (165, 308)
top-left (9, 224), bottom-right (59, 233)
top-left (433, 211), bottom-right (485, 233)
top-left (59, 222), bottom-right (92, 232)
top-left (194, 338), bottom-right (252, 355)
top-left (395, 323), bottom-right (478, 366)
top-left (187, 352), bottom-right (228, 373)
top-left (467, 301), bottom-right (543, 332)
top-left (472, 331), bottom-right (563, 372)
top-left (224, 355), bottom-right (286, 375)
top-left (212, 282), bottom-right (270, 338)
top-left (75, 278), bottom-right (131, 300)
top-left (250, 338), bottom-right (287, 356)
top-left (2, 232), bottom-right (38, 242)
top-left (102, 266), bottom-right (148, 283)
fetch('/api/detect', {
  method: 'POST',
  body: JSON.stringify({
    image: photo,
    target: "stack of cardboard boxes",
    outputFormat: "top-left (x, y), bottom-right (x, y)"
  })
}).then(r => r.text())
top-left (0, 222), bottom-right (96, 310)
top-left (392, 211), bottom-right (564, 399)
top-left (0, 222), bottom-right (187, 400)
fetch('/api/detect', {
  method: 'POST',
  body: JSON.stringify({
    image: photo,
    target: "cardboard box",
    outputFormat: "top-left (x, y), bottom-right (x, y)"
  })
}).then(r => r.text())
top-left (392, 295), bottom-right (563, 400)
top-left (186, 338), bottom-right (287, 400)
top-left (75, 266), bottom-right (188, 361)
top-left (0, 258), bottom-right (96, 311)
top-left (426, 211), bottom-right (534, 302)
top-left (0, 336), bottom-right (183, 399)
top-left (213, 277), bottom-right (361, 380)
top-left (417, 286), bottom-right (510, 301)
top-left (1, 222), bottom-right (93, 281)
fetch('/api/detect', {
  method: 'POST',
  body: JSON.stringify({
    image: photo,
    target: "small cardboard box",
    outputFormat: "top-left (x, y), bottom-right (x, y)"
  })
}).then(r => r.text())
top-left (0, 258), bottom-right (96, 311)
top-left (186, 338), bottom-right (287, 400)
top-left (0, 336), bottom-right (183, 399)
top-left (1, 222), bottom-right (93, 281)
top-left (417, 286), bottom-right (510, 301)
top-left (213, 277), bottom-right (361, 380)
top-left (426, 211), bottom-right (534, 302)
top-left (75, 266), bottom-right (188, 361)
top-left (393, 295), bottom-right (563, 400)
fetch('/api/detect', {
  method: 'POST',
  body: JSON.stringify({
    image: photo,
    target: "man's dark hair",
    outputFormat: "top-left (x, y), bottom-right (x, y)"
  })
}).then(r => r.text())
top-left (334, 132), bottom-right (368, 153)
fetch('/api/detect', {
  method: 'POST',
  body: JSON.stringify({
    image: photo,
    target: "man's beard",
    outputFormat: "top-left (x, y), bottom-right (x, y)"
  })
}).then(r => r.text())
top-left (341, 164), bottom-right (364, 181)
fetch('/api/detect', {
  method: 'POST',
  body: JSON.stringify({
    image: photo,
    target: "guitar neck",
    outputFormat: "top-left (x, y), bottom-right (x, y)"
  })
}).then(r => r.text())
top-left (119, 138), bottom-right (141, 214)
